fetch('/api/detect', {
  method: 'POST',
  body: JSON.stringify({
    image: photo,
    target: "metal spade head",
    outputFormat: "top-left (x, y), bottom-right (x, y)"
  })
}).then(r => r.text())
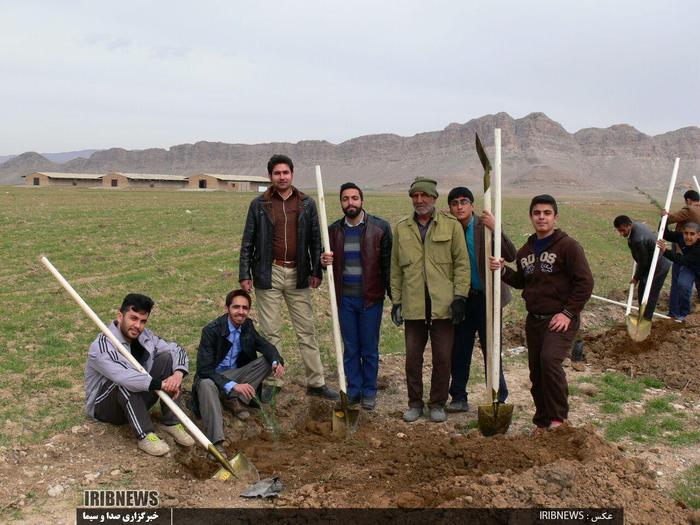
top-left (331, 391), bottom-right (360, 436)
top-left (477, 401), bottom-right (514, 437)
top-left (475, 132), bottom-right (492, 192)
top-left (626, 305), bottom-right (652, 342)
top-left (210, 446), bottom-right (260, 483)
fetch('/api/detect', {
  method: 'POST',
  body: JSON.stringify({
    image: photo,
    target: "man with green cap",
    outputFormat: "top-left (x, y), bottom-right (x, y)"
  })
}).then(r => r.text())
top-left (391, 177), bottom-right (470, 423)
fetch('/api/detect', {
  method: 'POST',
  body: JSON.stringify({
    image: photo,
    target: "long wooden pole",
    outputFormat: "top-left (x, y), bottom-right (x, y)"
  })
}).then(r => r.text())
top-left (40, 256), bottom-right (237, 476)
top-left (625, 262), bottom-right (636, 316)
top-left (638, 158), bottom-right (679, 311)
top-left (314, 166), bottom-right (347, 396)
top-left (483, 158), bottom-right (494, 404)
top-left (590, 294), bottom-right (670, 319)
top-left (491, 128), bottom-right (502, 399)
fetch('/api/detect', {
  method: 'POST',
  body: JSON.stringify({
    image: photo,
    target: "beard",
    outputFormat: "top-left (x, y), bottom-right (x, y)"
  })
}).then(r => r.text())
top-left (343, 206), bottom-right (362, 219)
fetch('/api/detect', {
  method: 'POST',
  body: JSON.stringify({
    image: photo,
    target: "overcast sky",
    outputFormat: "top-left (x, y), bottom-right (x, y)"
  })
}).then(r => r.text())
top-left (1, 0), bottom-right (698, 154)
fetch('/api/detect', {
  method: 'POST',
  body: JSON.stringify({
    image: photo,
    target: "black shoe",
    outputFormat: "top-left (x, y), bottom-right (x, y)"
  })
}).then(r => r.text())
top-left (571, 340), bottom-right (585, 362)
top-left (361, 396), bottom-right (376, 411)
top-left (306, 384), bottom-right (340, 401)
top-left (445, 399), bottom-right (469, 413)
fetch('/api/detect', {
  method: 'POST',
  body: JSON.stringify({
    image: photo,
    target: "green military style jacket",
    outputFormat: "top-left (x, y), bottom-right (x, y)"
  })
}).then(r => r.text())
top-left (391, 210), bottom-right (470, 320)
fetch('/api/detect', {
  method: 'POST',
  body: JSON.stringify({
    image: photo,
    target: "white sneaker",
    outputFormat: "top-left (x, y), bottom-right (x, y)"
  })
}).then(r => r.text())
top-left (161, 423), bottom-right (195, 446)
top-left (137, 433), bottom-right (170, 456)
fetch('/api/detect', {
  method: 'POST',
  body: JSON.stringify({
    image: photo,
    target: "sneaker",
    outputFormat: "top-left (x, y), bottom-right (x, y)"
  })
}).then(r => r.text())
top-left (402, 407), bottom-right (423, 423)
top-left (429, 407), bottom-right (447, 423)
top-left (207, 441), bottom-right (228, 462)
top-left (137, 433), bottom-right (170, 456)
top-left (307, 384), bottom-right (340, 401)
top-left (445, 399), bottom-right (469, 413)
top-left (361, 395), bottom-right (376, 411)
top-left (161, 423), bottom-right (195, 446)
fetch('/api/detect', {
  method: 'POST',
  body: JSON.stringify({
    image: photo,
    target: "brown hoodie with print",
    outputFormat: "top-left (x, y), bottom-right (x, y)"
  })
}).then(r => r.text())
top-left (502, 229), bottom-right (594, 318)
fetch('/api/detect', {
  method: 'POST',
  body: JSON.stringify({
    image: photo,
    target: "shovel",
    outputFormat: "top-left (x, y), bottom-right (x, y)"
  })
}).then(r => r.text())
top-left (476, 130), bottom-right (513, 436)
top-left (314, 166), bottom-right (360, 436)
top-left (626, 158), bottom-right (679, 341)
top-left (40, 256), bottom-right (259, 483)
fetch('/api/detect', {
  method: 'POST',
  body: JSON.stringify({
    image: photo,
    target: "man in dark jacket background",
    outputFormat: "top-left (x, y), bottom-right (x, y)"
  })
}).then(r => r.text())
top-left (320, 182), bottom-right (392, 410)
top-left (614, 215), bottom-right (670, 320)
top-left (239, 154), bottom-right (337, 400)
top-left (446, 186), bottom-right (516, 412)
top-left (189, 289), bottom-right (284, 457)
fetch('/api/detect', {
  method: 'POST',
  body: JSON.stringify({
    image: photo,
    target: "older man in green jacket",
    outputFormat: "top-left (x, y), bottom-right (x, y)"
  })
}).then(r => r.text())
top-left (391, 177), bottom-right (470, 423)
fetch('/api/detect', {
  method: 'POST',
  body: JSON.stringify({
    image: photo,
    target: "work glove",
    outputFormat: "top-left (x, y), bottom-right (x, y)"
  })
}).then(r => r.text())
top-left (391, 304), bottom-right (403, 327)
top-left (450, 296), bottom-right (468, 325)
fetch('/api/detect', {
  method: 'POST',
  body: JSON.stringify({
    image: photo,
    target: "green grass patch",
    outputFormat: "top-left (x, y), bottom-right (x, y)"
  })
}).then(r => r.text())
top-left (673, 465), bottom-right (700, 509)
top-left (604, 411), bottom-right (700, 447)
top-left (597, 372), bottom-right (645, 404)
top-left (600, 402), bottom-right (623, 414)
top-left (645, 396), bottom-right (675, 415)
top-left (640, 376), bottom-right (664, 388)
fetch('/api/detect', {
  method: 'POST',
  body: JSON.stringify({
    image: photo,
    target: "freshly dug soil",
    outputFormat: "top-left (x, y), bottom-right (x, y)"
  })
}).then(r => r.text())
top-left (584, 312), bottom-right (700, 393)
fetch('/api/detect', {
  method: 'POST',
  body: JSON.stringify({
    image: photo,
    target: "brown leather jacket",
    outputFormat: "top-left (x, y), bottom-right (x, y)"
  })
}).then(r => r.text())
top-left (327, 212), bottom-right (392, 307)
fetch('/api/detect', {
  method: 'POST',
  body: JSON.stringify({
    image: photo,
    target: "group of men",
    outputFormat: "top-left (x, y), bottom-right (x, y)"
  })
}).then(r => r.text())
top-left (85, 152), bottom-right (599, 456)
top-left (614, 189), bottom-right (700, 322)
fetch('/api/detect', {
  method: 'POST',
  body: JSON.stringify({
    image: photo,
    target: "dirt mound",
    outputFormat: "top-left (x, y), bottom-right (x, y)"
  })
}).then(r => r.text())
top-left (584, 312), bottom-right (700, 392)
top-left (173, 395), bottom-right (686, 523)
top-left (0, 382), bottom-right (692, 524)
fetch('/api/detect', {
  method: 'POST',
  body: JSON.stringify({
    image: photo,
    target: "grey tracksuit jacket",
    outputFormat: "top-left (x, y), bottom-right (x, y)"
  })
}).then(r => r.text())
top-left (84, 321), bottom-right (189, 418)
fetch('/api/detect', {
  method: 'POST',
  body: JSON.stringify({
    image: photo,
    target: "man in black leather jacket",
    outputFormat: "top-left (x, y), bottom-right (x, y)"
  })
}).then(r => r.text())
top-left (238, 154), bottom-right (338, 400)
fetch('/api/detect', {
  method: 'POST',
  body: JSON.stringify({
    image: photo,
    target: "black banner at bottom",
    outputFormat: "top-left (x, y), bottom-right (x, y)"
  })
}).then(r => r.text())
top-left (77, 507), bottom-right (623, 525)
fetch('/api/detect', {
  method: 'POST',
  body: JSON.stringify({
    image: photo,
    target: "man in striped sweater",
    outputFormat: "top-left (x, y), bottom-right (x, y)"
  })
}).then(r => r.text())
top-left (320, 182), bottom-right (393, 410)
top-left (85, 293), bottom-right (195, 456)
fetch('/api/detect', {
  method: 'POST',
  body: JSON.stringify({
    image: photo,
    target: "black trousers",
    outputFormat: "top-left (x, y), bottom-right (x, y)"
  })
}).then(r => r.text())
top-left (449, 291), bottom-right (509, 403)
top-left (94, 352), bottom-right (180, 439)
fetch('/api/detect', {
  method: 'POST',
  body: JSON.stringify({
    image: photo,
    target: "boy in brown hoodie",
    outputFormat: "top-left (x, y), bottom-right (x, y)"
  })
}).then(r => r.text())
top-left (490, 195), bottom-right (593, 432)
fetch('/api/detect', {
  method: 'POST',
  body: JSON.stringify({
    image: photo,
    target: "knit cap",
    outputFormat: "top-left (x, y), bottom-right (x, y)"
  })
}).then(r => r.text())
top-left (408, 177), bottom-right (438, 198)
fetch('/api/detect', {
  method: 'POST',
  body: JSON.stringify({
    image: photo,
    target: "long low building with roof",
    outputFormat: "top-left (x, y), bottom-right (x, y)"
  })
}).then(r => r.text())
top-left (24, 172), bottom-right (103, 187)
top-left (103, 172), bottom-right (188, 189)
top-left (187, 173), bottom-right (270, 192)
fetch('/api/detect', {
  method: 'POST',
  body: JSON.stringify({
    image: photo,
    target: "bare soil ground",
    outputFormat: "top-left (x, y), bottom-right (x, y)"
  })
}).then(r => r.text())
top-left (585, 313), bottom-right (700, 394)
top-left (1, 312), bottom-right (699, 524)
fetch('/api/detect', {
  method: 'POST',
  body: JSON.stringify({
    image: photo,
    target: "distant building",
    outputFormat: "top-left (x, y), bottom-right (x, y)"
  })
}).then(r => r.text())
top-left (186, 173), bottom-right (270, 192)
top-left (25, 172), bottom-right (102, 187)
top-left (103, 172), bottom-right (188, 189)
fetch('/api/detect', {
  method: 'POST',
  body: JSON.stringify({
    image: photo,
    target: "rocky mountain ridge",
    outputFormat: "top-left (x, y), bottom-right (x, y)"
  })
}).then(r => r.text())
top-left (2, 112), bottom-right (698, 191)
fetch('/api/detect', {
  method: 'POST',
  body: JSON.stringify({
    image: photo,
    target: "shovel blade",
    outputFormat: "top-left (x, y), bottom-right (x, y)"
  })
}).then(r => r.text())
top-left (211, 451), bottom-right (260, 483)
top-left (477, 402), bottom-right (514, 437)
top-left (626, 313), bottom-right (651, 342)
top-left (331, 407), bottom-right (360, 436)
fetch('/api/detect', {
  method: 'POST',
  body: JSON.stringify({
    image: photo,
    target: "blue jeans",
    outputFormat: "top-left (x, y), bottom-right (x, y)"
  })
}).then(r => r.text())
top-left (338, 296), bottom-right (383, 401)
top-left (449, 291), bottom-right (509, 404)
top-left (669, 263), bottom-right (697, 319)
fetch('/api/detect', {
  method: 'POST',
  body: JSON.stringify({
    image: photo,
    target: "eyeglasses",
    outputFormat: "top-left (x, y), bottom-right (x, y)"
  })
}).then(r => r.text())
top-left (449, 199), bottom-right (472, 207)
